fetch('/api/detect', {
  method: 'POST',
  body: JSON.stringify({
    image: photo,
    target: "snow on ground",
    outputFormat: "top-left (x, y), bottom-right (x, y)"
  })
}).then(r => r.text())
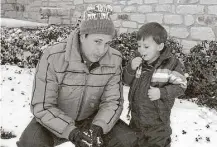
top-left (1, 65), bottom-right (217, 147)
top-left (0, 18), bottom-right (48, 27)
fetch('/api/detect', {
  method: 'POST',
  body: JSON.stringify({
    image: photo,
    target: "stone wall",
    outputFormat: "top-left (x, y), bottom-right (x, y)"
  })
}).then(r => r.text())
top-left (1, 0), bottom-right (217, 53)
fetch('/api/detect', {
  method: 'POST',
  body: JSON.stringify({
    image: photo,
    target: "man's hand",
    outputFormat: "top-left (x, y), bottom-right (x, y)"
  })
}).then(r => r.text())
top-left (89, 124), bottom-right (104, 147)
top-left (69, 128), bottom-right (92, 147)
top-left (148, 86), bottom-right (160, 101)
top-left (131, 57), bottom-right (142, 70)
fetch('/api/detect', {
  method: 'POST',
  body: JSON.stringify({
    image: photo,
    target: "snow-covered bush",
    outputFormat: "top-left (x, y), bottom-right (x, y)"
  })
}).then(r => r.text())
top-left (1, 27), bottom-right (217, 109)
top-left (1, 25), bottom-right (76, 68)
top-left (184, 41), bottom-right (217, 109)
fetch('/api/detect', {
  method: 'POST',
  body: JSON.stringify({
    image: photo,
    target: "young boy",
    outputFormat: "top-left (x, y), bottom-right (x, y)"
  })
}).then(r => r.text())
top-left (123, 22), bottom-right (187, 147)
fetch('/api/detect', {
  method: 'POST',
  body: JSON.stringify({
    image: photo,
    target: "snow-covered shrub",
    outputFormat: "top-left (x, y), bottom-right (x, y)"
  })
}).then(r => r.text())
top-left (184, 41), bottom-right (217, 109)
top-left (0, 127), bottom-right (16, 139)
top-left (1, 25), bottom-right (76, 68)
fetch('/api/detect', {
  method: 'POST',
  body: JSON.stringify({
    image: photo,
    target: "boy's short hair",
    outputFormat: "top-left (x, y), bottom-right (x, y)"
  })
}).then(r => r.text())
top-left (137, 22), bottom-right (167, 44)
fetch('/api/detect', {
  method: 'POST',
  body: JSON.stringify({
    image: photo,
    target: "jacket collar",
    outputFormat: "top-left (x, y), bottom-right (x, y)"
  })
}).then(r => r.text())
top-left (65, 29), bottom-right (115, 67)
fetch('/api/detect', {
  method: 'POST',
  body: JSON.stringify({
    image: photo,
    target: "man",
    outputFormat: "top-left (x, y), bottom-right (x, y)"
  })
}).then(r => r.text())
top-left (16, 4), bottom-right (135, 147)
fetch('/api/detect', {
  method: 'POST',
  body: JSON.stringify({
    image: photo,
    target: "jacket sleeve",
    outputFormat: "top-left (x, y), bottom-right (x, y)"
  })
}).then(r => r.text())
top-left (30, 49), bottom-right (76, 139)
top-left (159, 59), bottom-right (187, 108)
top-left (123, 60), bottom-right (136, 86)
top-left (92, 59), bottom-right (124, 134)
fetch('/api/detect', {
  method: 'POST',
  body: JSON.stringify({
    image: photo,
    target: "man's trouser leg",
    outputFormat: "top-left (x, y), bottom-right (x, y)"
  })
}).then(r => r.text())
top-left (103, 120), bottom-right (139, 147)
top-left (16, 118), bottom-right (67, 147)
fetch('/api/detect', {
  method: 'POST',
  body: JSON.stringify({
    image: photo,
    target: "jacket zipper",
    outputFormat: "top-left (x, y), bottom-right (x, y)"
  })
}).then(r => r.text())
top-left (76, 72), bottom-right (89, 120)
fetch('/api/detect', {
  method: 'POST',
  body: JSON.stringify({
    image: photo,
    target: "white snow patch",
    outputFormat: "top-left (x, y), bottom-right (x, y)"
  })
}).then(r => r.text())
top-left (1, 65), bottom-right (217, 147)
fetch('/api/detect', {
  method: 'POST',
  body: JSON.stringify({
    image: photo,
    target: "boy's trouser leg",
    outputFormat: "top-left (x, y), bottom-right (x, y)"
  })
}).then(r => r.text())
top-left (103, 120), bottom-right (138, 147)
top-left (16, 118), bottom-right (67, 147)
top-left (137, 124), bottom-right (172, 147)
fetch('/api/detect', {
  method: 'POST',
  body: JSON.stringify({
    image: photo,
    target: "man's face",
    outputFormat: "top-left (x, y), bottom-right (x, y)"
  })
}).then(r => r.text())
top-left (137, 36), bottom-right (164, 63)
top-left (80, 34), bottom-right (112, 62)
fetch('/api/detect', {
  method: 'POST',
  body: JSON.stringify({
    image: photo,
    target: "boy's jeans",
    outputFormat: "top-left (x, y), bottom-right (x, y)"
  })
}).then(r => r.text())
top-left (16, 118), bottom-right (138, 147)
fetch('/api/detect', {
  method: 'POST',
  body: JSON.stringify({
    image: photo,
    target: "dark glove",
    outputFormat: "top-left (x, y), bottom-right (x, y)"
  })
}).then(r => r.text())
top-left (69, 128), bottom-right (92, 147)
top-left (89, 124), bottom-right (104, 147)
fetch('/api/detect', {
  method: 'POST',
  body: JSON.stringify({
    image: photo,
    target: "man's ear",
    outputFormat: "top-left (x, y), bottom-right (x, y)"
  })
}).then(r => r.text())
top-left (80, 34), bottom-right (85, 43)
top-left (158, 43), bottom-right (164, 51)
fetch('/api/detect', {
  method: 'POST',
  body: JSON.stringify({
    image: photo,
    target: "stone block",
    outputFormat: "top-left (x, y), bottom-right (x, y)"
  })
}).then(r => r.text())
top-left (197, 15), bottom-right (217, 25)
top-left (176, 5), bottom-right (204, 14)
top-left (113, 20), bottom-right (122, 27)
top-left (74, 0), bottom-right (83, 5)
top-left (119, 28), bottom-right (128, 34)
top-left (177, 0), bottom-right (199, 4)
top-left (191, 27), bottom-right (215, 40)
top-left (49, 16), bottom-right (62, 24)
top-left (181, 40), bottom-right (198, 54)
top-left (144, 0), bottom-right (158, 3)
top-left (84, 0), bottom-right (97, 2)
top-left (146, 13), bottom-right (163, 23)
top-left (2, 4), bottom-right (15, 11)
top-left (62, 19), bottom-right (71, 24)
top-left (1, 0), bottom-right (6, 4)
top-left (59, 2), bottom-right (74, 8)
top-left (155, 5), bottom-right (172, 12)
top-left (128, 28), bottom-right (138, 33)
top-left (4, 11), bottom-right (17, 18)
top-left (120, 1), bottom-right (126, 5)
top-left (200, 0), bottom-right (217, 4)
top-left (127, 0), bottom-right (143, 5)
top-left (130, 14), bottom-right (146, 23)
top-left (208, 6), bottom-right (217, 15)
top-left (170, 27), bottom-right (189, 38)
top-left (184, 15), bottom-right (194, 26)
top-left (6, 0), bottom-right (16, 3)
top-left (138, 5), bottom-right (152, 13)
top-left (123, 6), bottom-right (137, 13)
top-left (73, 11), bottom-right (82, 18)
top-left (113, 6), bottom-right (122, 13)
top-left (164, 15), bottom-right (183, 24)
top-left (159, 0), bottom-right (174, 4)
top-left (122, 21), bottom-right (137, 28)
top-left (110, 14), bottom-right (118, 21)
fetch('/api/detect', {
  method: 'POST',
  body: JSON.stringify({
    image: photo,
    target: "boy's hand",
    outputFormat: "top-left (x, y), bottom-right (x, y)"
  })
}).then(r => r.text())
top-left (148, 86), bottom-right (160, 101)
top-left (131, 57), bottom-right (142, 70)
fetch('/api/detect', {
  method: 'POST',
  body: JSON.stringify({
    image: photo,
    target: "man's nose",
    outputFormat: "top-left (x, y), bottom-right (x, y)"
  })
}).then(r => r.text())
top-left (97, 45), bottom-right (105, 54)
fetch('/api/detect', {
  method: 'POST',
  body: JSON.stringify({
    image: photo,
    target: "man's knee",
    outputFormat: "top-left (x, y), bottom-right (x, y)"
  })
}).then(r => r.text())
top-left (16, 118), bottom-right (54, 147)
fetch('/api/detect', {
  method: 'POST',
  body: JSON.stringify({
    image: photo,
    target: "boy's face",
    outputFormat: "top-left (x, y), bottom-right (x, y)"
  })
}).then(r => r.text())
top-left (137, 36), bottom-right (164, 63)
top-left (80, 34), bottom-right (112, 62)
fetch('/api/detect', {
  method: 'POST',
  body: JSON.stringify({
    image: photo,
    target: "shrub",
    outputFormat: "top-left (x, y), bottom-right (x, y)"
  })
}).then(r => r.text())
top-left (1, 27), bottom-right (217, 109)
top-left (0, 127), bottom-right (16, 139)
top-left (1, 25), bottom-right (76, 68)
top-left (184, 41), bottom-right (217, 109)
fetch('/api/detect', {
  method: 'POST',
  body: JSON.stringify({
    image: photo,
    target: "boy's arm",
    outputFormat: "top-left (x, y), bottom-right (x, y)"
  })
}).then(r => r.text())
top-left (159, 59), bottom-right (187, 107)
top-left (123, 61), bottom-right (136, 86)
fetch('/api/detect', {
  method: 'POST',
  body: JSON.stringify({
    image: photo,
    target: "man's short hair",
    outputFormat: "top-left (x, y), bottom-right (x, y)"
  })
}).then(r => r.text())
top-left (137, 22), bottom-right (167, 44)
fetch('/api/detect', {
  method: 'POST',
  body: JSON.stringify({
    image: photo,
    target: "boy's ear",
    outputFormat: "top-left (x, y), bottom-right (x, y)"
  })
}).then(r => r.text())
top-left (158, 43), bottom-right (164, 51)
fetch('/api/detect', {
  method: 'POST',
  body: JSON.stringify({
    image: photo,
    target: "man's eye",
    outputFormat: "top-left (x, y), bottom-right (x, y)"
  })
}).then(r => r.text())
top-left (95, 40), bottom-right (101, 44)
top-left (145, 46), bottom-right (149, 48)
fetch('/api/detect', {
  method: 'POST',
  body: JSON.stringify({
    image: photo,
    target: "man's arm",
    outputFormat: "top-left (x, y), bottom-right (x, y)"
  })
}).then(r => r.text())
top-left (92, 58), bottom-right (124, 134)
top-left (30, 49), bottom-right (76, 139)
